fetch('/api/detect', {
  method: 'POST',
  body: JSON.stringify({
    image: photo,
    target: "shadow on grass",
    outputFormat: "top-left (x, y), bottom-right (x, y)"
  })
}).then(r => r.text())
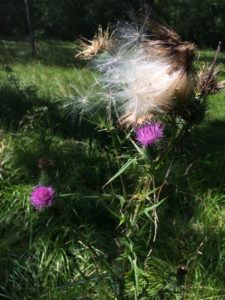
top-left (0, 78), bottom-right (110, 140)
top-left (182, 119), bottom-right (225, 189)
top-left (150, 119), bottom-right (225, 288)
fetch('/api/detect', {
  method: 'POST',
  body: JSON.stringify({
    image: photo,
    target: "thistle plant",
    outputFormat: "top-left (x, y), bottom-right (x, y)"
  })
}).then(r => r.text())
top-left (63, 12), bottom-right (225, 299)
top-left (30, 156), bottom-right (55, 210)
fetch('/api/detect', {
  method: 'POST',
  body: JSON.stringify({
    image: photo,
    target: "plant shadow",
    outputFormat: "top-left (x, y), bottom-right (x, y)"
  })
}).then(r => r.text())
top-left (151, 118), bottom-right (225, 287)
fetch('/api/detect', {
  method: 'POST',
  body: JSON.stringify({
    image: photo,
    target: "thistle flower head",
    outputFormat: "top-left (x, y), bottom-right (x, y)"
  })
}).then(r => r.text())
top-left (30, 186), bottom-right (54, 210)
top-left (135, 121), bottom-right (165, 147)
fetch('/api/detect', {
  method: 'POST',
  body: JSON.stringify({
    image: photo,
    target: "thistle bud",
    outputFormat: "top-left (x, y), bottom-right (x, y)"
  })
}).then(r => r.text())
top-left (38, 156), bottom-right (55, 170)
top-left (38, 156), bottom-right (55, 186)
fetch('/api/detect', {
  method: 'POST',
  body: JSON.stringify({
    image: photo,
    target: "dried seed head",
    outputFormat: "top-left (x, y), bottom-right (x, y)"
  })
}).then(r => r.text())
top-left (197, 64), bottom-right (225, 95)
top-left (72, 15), bottom-right (199, 126)
top-left (110, 21), bottom-right (197, 126)
top-left (75, 25), bottom-right (115, 60)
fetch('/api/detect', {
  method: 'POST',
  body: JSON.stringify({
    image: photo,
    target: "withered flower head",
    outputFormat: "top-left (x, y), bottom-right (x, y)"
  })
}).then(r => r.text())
top-left (197, 64), bottom-right (225, 95)
top-left (75, 25), bottom-right (114, 60)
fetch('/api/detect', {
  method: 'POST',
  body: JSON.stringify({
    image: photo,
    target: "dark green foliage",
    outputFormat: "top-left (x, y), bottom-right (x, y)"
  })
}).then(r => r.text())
top-left (1, 0), bottom-right (225, 47)
top-left (155, 0), bottom-right (225, 47)
top-left (0, 0), bottom-right (27, 38)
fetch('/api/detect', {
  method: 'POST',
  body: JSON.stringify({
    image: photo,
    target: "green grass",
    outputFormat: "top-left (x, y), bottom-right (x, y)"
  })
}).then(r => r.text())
top-left (0, 40), bottom-right (225, 299)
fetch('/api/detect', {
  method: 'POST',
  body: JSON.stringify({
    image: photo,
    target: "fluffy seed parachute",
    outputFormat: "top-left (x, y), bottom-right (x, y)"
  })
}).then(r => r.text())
top-left (74, 13), bottom-right (224, 126)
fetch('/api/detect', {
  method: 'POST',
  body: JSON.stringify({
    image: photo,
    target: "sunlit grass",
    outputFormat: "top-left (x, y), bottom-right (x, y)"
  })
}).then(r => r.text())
top-left (0, 40), bottom-right (225, 299)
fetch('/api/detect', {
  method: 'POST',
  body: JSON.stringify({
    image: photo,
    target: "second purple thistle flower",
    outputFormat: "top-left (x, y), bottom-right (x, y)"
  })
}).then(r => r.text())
top-left (30, 186), bottom-right (54, 210)
top-left (135, 121), bottom-right (165, 147)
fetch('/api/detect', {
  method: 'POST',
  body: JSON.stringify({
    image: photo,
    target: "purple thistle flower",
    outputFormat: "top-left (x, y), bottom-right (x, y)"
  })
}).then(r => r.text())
top-left (135, 121), bottom-right (165, 147)
top-left (30, 186), bottom-right (54, 210)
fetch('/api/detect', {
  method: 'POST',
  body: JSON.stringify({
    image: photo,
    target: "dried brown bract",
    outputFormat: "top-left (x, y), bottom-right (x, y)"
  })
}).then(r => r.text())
top-left (142, 22), bottom-right (196, 73)
top-left (197, 64), bottom-right (225, 95)
top-left (75, 25), bottom-right (114, 60)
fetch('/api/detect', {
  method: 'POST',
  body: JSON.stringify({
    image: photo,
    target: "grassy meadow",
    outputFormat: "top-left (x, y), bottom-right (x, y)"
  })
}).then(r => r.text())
top-left (0, 40), bottom-right (225, 299)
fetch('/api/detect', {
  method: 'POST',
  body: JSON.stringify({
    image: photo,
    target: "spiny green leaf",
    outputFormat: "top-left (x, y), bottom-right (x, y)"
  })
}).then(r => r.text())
top-left (141, 198), bottom-right (166, 216)
top-left (102, 157), bottom-right (137, 188)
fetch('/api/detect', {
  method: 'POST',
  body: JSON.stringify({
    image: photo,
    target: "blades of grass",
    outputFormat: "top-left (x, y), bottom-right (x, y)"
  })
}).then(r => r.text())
top-left (101, 200), bottom-right (126, 226)
top-left (102, 157), bottom-right (137, 188)
top-left (128, 136), bottom-right (144, 156)
top-left (141, 198), bottom-right (166, 217)
top-left (56, 277), bottom-right (99, 289)
top-left (41, 276), bottom-right (110, 297)
top-left (128, 254), bottom-right (149, 300)
top-left (132, 255), bottom-right (139, 300)
top-left (58, 193), bottom-right (78, 198)
top-left (0, 294), bottom-right (12, 299)
top-left (115, 194), bottom-right (126, 209)
top-left (101, 203), bottom-right (122, 220)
